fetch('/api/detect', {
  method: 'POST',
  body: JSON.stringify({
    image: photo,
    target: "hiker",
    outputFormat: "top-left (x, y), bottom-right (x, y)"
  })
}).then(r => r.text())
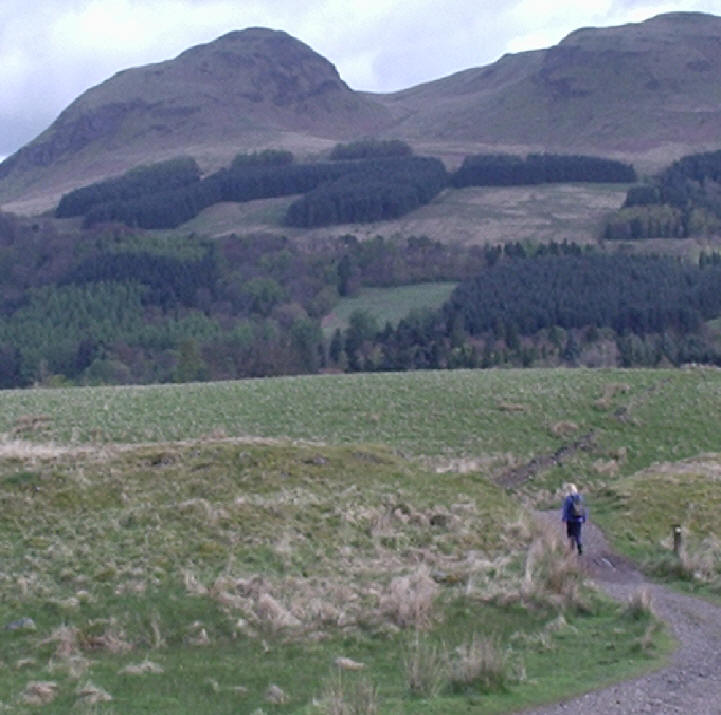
top-left (562, 483), bottom-right (585, 554)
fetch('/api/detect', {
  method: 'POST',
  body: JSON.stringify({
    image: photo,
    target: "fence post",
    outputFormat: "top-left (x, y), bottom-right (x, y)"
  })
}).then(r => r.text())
top-left (672, 524), bottom-right (682, 555)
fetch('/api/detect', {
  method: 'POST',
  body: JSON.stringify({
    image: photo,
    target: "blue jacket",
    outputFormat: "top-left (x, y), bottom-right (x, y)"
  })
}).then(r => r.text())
top-left (562, 494), bottom-right (586, 523)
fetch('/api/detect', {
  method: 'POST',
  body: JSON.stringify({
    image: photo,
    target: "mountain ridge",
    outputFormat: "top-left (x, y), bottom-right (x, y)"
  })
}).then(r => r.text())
top-left (2, 12), bottom-right (721, 214)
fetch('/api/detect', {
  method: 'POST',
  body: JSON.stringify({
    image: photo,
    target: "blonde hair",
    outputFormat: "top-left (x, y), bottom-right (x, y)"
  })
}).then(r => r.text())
top-left (567, 483), bottom-right (578, 496)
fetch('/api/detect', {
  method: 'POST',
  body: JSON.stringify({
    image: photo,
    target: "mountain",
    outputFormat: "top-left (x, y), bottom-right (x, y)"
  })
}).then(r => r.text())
top-left (2, 12), bottom-right (721, 213)
top-left (0, 28), bottom-right (391, 212)
top-left (379, 12), bottom-right (721, 156)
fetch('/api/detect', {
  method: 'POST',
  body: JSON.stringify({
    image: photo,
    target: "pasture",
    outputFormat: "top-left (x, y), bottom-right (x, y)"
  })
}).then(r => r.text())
top-left (3, 366), bottom-right (717, 712)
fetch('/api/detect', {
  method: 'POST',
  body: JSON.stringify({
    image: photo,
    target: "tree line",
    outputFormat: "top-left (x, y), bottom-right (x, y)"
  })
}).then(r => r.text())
top-left (284, 157), bottom-right (447, 227)
top-left (55, 146), bottom-right (637, 231)
top-left (451, 153), bottom-right (636, 188)
top-left (54, 148), bottom-right (445, 230)
top-left (328, 249), bottom-right (721, 373)
top-left (55, 158), bottom-right (201, 219)
top-left (3, 211), bottom-right (721, 387)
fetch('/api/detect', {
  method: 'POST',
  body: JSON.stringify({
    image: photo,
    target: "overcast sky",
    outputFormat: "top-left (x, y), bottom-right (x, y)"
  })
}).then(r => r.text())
top-left (1, 0), bottom-right (720, 158)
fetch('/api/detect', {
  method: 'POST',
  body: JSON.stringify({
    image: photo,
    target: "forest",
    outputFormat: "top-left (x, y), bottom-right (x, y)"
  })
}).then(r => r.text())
top-left (4, 195), bottom-right (721, 389)
top-left (451, 153), bottom-right (636, 187)
top-left (331, 250), bottom-right (721, 373)
top-left (54, 145), bottom-right (636, 231)
top-left (604, 148), bottom-right (721, 238)
top-left (0, 145), bottom-right (712, 388)
top-left (0, 212), bottom-right (502, 387)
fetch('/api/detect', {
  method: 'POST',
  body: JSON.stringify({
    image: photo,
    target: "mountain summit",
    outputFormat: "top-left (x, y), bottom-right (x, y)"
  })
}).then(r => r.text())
top-left (378, 12), bottom-right (721, 152)
top-left (0, 28), bottom-right (391, 210)
top-left (2, 12), bottom-right (721, 213)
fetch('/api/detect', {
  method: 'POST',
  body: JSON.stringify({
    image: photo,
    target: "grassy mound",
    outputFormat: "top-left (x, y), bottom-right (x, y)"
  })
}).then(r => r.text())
top-left (594, 455), bottom-right (721, 592)
top-left (0, 438), bottom-right (669, 712)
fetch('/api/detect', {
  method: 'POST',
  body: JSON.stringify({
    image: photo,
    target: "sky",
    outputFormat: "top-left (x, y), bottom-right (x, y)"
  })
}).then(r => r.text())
top-left (1, 0), bottom-right (720, 158)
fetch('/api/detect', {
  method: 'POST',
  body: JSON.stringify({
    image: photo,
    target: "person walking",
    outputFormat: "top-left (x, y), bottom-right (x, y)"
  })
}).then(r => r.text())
top-left (562, 483), bottom-right (585, 555)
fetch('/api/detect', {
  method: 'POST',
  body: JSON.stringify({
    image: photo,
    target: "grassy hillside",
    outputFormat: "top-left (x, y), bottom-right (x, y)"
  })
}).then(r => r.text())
top-left (0, 367), bottom-right (697, 712)
top-left (594, 454), bottom-right (721, 592)
top-left (2, 368), bottom-right (719, 475)
top-left (0, 435), bottom-right (667, 713)
top-left (171, 183), bottom-right (628, 245)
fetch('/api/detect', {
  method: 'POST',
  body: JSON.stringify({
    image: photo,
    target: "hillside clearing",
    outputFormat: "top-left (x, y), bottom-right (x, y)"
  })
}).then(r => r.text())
top-left (170, 183), bottom-right (628, 244)
top-left (321, 282), bottom-right (458, 337)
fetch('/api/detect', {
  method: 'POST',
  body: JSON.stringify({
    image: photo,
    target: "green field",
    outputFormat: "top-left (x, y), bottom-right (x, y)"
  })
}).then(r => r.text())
top-left (321, 283), bottom-right (458, 337)
top-left (4, 366), bottom-right (716, 712)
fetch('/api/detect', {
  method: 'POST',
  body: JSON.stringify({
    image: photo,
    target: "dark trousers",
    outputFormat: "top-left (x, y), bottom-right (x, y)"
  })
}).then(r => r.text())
top-left (566, 521), bottom-right (583, 553)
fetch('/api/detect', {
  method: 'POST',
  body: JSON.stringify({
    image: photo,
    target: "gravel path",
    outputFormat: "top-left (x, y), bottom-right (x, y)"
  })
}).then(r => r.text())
top-left (521, 517), bottom-right (721, 714)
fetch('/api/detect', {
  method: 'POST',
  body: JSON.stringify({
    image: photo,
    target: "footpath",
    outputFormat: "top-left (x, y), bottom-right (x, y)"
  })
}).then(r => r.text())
top-left (522, 517), bottom-right (721, 714)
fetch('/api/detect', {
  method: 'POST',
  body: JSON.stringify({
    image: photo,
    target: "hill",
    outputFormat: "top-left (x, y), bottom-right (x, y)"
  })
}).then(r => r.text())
top-left (0, 28), bottom-right (391, 212)
top-left (2, 12), bottom-right (721, 213)
top-left (0, 367), bottom-right (703, 711)
top-left (380, 12), bottom-right (721, 164)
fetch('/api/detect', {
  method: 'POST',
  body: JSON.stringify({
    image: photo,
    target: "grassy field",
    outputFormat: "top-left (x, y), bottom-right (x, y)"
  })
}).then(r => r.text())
top-left (2, 368), bottom-right (719, 474)
top-left (3, 366), bottom-right (715, 711)
top-left (321, 283), bottom-right (458, 337)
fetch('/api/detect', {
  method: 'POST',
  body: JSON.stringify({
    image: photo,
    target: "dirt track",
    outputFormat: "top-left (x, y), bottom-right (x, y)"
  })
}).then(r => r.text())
top-left (521, 516), bottom-right (721, 714)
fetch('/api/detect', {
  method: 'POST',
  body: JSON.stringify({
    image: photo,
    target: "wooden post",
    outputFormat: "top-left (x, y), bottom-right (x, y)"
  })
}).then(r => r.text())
top-left (672, 524), bottom-right (682, 555)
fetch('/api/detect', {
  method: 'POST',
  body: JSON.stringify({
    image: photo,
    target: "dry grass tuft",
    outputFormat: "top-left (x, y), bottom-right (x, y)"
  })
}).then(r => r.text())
top-left (634, 621), bottom-right (661, 653)
top-left (334, 656), bottom-right (365, 671)
top-left (522, 521), bottom-right (585, 610)
top-left (186, 622), bottom-right (211, 646)
top-left (21, 680), bottom-right (58, 706)
top-left (15, 658), bottom-right (37, 670)
top-left (120, 659), bottom-right (164, 675)
top-left (550, 420), bottom-right (579, 437)
top-left (449, 634), bottom-right (510, 693)
top-left (380, 565), bottom-right (438, 629)
top-left (403, 631), bottom-right (447, 698)
top-left (317, 671), bottom-right (380, 715)
top-left (265, 683), bottom-right (288, 705)
top-left (75, 680), bottom-right (112, 704)
top-left (82, 620), bottom-right (132, 654)
top-left (256, 592), bottom-right (303, 630)
top-left (48, 654), bottom-right (92, 679)
top-left (12, 415), bottom-right (52, 437)
top-left (43, 625), bottom-right (80, 659)
top-left (593, 382), bottom-right (631, 411)
top-left (592, 459), bottom-right (619, 476)
top-left (624, 587), bottom-right (654, 620)
top-left (183, 569), bottom-right (209, 596)
top-left (497, 401), bottom-right (527, 412)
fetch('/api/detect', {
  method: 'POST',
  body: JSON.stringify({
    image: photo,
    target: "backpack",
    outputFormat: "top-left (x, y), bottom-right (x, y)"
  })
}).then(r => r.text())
top-left (570, 495), bottom-right (584, 518)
